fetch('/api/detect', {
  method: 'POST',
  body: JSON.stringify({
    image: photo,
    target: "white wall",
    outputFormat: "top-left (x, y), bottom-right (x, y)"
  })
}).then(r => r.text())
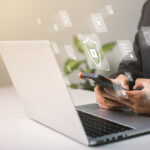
top-left (0, 0), bottom-right (147, 86)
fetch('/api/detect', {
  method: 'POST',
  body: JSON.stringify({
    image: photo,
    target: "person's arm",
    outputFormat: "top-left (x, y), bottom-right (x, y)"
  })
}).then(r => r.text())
top-left (112, 33), bottom-right (143, 80)
top-left (110, 1), bottom-right (148, 82)
top-left (92, 1), bottom-right (149, 110)
top-left (111, 33), bottom-right (143, 89)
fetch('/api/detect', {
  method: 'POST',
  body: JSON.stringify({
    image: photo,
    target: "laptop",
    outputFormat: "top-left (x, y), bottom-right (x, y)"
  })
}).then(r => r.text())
top-left (0, 40), bottom-right (150, 146)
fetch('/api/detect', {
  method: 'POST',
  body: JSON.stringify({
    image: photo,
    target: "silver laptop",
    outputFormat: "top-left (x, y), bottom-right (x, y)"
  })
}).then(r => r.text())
top-left (0, 40), bottom-right (150, 146)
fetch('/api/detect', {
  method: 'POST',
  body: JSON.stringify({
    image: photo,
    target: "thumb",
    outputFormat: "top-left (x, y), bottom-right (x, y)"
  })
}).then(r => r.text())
top-left (113, 74), bottom-right (129, 90)
top-left (121, 79), bottom-right (129, 90)
top-left (133, 79), bottom-right (144, 90)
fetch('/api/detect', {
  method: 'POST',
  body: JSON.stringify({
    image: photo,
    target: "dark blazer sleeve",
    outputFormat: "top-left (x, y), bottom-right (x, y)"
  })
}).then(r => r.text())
top-left (110, 1), bottom-right (148, 81)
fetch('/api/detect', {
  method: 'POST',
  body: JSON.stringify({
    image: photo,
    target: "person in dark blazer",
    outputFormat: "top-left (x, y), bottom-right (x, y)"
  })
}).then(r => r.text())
top-left (94, 0), bottom-right (150, 116)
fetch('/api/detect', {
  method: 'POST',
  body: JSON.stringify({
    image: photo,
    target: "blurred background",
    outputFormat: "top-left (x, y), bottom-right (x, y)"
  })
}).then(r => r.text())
top-left (0, 0), bottom-right (147, 88)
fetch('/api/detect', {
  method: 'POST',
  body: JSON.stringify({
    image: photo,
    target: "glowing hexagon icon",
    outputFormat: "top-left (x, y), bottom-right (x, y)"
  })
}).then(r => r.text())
top-left (78, 34), bottom-right (110, 71)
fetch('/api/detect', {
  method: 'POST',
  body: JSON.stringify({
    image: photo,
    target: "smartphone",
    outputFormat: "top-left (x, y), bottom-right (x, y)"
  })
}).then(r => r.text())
top-left (81, 72), bottom-right (126, 92)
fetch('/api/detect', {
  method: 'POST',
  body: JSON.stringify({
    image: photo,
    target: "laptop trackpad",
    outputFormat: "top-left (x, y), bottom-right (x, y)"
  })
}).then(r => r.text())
top-left (76, 103), bottom-right (147, 128)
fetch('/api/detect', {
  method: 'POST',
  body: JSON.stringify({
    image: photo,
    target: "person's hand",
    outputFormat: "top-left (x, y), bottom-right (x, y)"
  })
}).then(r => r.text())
top-left (133, 78), bottom-right (150, 90)
top-left (117, 78), bottom-right (150, 115)
top-left (78, 73), bottom-right (129, 109)
top-left (94, 86), bottom-right (123, 109)
top-left (112, 74), bottom-right (130, 90)
top-left (94, 74), bottom-right (129, 109)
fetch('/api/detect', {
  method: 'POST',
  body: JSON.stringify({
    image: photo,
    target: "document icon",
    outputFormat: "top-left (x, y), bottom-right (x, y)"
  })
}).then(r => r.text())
top-left (59, 10), bottom-right (72, 28)
top-left (117, 40), bottom-right (137, 61)
top-left (90, 13), bottom-right (107, 33)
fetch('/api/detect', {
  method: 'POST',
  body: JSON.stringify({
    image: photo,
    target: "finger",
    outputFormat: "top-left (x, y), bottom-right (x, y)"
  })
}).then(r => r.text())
top-left (101, 90), bottom-right (119, 101)
top-left (133, 79), bottom-right (144, 90)
top-left (97, 102), bottom-right (114, 110)
top-left (104, 88), bottom-right (115, 98)
top-left (123, 90), bottom-right (136, 102)
top-left (125, 90), bottom-right (145, 102)
top-left (103, 88), bottom-right (119, 99)
top-left (135, 78), bottom-right (143, 83)
top-left (123, 84), bottom-right (130, 90)
top-left (112, 77), bottom-right (129, 90)
top-left (78, 72), bottom-right (83, 79)
top-left (96, 93), bottom-right (108, 108)
top-left (94, 85), bottom-right (101, 93)
top-left (120, 79), bottom-right (129, 90)
top-left (100, 98), bottom-right (123, 107)
top-left (97, 98), bottom-right (123, 110)
top-left (133, 83), bottom-right (143, 90)
top-left (95, 89), bottom-right (123, 107)
top-left (117, 98), bottom-right (133, 109)
top-left (96, 86), bottom-right (120, 101)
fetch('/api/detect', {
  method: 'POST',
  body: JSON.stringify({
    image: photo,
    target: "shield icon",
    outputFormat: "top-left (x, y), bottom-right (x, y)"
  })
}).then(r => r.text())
top-left (82, 36), bottom-right (102, 68)
top-left (78, 34), bottom-right (110, 71)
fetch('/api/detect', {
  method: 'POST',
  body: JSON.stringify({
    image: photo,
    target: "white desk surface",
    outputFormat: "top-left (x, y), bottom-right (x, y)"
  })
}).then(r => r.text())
top-left (0, 86), bottom-right (150, 150)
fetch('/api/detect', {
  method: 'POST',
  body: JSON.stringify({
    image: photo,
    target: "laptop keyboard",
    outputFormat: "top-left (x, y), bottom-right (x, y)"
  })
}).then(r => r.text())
top-left (78, 111), bottom-right (133, 138)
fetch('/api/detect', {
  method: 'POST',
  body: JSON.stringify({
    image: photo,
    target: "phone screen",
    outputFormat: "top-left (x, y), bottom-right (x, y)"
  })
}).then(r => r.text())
top-left (81, 72), bottom-right (126, 92)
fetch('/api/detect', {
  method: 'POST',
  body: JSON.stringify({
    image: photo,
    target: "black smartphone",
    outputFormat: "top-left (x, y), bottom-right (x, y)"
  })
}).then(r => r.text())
top-left (81, 72), bottom-right (126, 92)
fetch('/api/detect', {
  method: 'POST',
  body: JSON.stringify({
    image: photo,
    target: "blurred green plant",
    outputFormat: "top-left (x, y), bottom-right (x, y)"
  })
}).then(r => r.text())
top-left (64, 35), bottom-right (116, 91)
